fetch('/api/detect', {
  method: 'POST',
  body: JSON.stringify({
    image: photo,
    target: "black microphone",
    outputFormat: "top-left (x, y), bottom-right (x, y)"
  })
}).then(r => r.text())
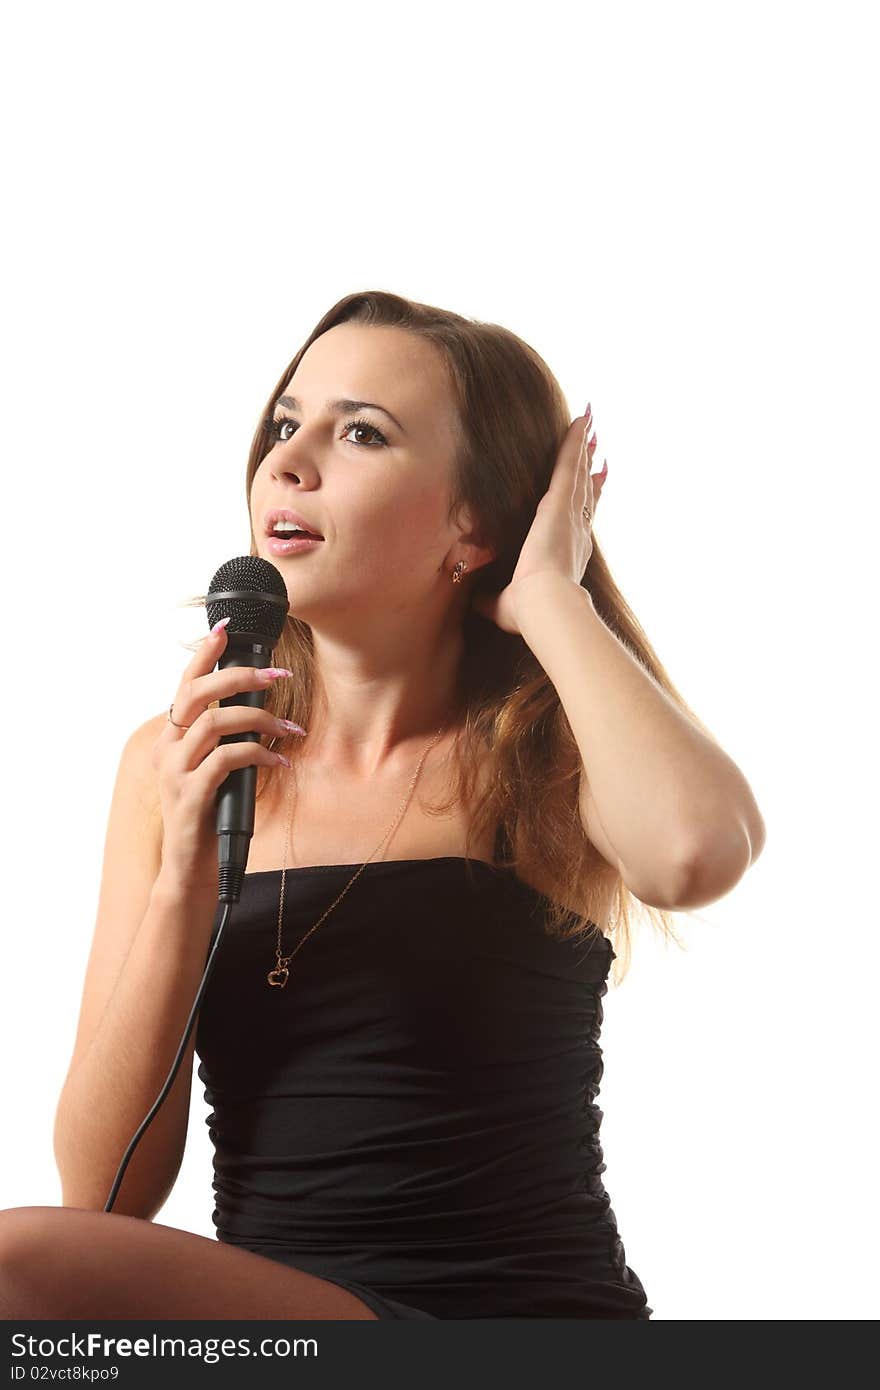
top-left (102, 556), bottom-right (291, 1213)
top-left (206, 555), bottom-right (290, 904)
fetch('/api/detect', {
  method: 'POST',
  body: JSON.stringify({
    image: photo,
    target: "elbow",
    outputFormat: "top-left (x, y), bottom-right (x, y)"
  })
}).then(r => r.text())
top-left (671, 817), bottom-right (763, 911)
top-left (54, 1124), bottom-right (175, 1221)
top-left (618, 844), bottom-right (703, 912)
top-left (623, 815), bottom-right (763, 913)
top-left (746, 808), bottom-right (767, 865)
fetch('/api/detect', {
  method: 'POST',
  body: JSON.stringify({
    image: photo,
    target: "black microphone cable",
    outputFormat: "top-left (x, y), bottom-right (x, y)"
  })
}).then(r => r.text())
top-left (103, 556), bottom-right (290, 1214)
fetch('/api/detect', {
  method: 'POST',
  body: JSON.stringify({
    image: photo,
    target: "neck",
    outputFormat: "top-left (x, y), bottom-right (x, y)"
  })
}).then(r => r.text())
top-left (297, 623), bottom-right (465, 780)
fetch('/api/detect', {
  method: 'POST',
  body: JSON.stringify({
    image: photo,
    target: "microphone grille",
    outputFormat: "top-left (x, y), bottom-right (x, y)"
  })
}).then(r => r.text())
top-left (206, 555), bottom-right (290, 644)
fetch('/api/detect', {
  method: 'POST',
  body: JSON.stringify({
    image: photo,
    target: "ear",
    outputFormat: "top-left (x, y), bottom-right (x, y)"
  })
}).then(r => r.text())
top-left (449, 505), bottom-right (497, 577)
top-left (450, 517), bottom-right (497, 575)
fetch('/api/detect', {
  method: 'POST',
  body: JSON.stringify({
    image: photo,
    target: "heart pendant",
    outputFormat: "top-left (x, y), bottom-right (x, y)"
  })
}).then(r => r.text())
top-left (267, 966), bottom-right (289, 988)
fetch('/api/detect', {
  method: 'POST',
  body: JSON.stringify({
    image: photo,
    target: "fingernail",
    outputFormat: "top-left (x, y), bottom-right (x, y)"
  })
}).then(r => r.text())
top-left (277, 719), bottom-right (307, 734)
top-left (600, 459), bottom-right (608, 479)
top-left (257, 667), bottom-right (294, 680)
top-left (210, 616), bottom-right (231, 635)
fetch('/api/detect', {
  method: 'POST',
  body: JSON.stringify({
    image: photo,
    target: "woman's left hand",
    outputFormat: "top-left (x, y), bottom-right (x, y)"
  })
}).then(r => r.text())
top-left (471, 407), bottom-right (607, 636)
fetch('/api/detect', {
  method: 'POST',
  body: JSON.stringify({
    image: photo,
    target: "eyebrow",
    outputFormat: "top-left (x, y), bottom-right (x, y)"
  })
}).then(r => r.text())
top-left (274, 394), bottom-right (406, 434)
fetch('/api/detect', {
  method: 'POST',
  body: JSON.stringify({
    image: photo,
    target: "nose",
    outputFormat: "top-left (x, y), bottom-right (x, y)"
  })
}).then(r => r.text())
top-left (265, 422), bottom-right (322, 487)
top-left (271, 446), bottom-right (315, 485)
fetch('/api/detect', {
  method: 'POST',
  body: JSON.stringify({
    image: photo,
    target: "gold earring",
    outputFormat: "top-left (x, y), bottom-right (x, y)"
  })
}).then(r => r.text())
top-left (452, 560), bottom-right (468, 583)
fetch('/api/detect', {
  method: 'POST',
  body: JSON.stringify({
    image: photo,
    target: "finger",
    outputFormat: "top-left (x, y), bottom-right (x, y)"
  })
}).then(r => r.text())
top-left (191, 731), bottom-right (294, 792)
top-left (170, 622), bottom-right (291, 728)
top-left (167, 617), bottom-right (232, 728)
top-left (182, 701), bottom-right (305, 765)
top-left (590, 468), bottom-right (606, 512)
top-left (192, 616), bottom-right (231, 669)
top-left (571, 416), bottom-right (591, 472)
top-left (582, 435), bottom-right (599, 501)
top-left (570, 413), bottom-right (592, 441)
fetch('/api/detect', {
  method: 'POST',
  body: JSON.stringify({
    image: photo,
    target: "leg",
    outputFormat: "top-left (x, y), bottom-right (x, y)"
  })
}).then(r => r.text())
top-left (0, 1207), bottom-right (380, 1320)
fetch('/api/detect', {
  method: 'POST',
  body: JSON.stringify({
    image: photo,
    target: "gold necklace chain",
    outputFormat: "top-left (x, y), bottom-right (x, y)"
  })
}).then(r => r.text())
top-left (267, 724), bottom-right (447, 988)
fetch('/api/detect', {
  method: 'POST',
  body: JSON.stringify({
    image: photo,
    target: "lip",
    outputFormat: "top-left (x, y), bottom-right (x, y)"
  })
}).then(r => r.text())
top-left (264, 506), bottom-right (324, 539)
top-left (267, 534), bottom-right (324, 556)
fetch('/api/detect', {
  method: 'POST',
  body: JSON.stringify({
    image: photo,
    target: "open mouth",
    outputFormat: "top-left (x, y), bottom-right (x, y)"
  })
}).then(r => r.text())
top-left (269, 527), bottom-right (323, 541)
top-left (267, 533), bottom-right (324, 554)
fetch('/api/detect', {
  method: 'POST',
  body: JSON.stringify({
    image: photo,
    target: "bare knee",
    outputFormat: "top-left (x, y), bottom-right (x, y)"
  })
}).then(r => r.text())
top-left (0, 1208), bottom-right (381, 1321)
top-left (0, 1207), bottom-right (67, 1315)
top-left (0, 1206), bottom-right (122, 1301)
top-left (0, 1204), bottom-right (148, 1254)
top-left (0, 1206), bottom-right (61, 1260)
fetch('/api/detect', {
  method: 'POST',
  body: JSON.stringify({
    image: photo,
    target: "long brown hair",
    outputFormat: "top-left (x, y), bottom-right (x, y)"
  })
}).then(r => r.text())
top-left (183, 289), bottom-right (719, 984)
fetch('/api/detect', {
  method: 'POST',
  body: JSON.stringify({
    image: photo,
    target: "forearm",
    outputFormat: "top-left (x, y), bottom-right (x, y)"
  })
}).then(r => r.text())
top-left (513, 574), bottom-right (765, 901)
top-left (53, 875), bottom-right (218, 1217)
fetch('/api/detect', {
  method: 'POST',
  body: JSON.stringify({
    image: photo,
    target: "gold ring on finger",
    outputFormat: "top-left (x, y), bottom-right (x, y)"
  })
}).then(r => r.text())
top-left (167, 703), bottom-right (192, 730)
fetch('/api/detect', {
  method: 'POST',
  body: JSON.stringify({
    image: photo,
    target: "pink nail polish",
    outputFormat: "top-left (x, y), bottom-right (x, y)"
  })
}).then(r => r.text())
top-left (210, 616), bottom-right (231, 635)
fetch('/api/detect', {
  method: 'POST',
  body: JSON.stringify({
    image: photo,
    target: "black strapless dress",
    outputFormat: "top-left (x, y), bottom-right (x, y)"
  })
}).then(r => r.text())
top-left (194, 823), bottom-right (652, 1319)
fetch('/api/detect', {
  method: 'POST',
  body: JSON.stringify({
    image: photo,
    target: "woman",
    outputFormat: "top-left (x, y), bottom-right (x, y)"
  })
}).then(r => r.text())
top-left (0, 290), bottom-right (765, 1319)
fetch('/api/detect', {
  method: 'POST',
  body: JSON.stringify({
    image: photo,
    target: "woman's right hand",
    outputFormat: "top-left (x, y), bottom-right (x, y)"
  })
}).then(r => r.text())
top-left (151, 620), bottom-right (305, 902)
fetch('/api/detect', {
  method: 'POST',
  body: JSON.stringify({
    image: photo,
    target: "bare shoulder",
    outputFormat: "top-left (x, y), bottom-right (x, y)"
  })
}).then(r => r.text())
top-left (136, 707), bottom-right (171, 769)
top-left (125, 709), bottom-right (169, 833)
top-left (139, 707), bottom-right (172, 749)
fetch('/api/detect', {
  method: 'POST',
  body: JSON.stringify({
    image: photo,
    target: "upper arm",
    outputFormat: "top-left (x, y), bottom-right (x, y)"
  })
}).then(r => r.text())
top-left (578, 765), bottom-right (730, 910)
top-left (577, 766), bottom-right (625, 877)
top-left (61, 712), bottom-right (167, 1082)
top-left (55, 711), bottom-right (196, 1218)
top-left (577, 765), bottom-right (686, 909)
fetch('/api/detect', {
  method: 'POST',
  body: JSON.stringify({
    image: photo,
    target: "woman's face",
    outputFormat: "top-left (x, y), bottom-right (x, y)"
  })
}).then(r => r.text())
top-left (251, 322), bottom-right (469, 624)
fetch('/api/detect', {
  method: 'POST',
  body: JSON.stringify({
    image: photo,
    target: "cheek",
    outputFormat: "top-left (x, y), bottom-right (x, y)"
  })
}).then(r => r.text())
top-left (250, 472), bottom-right (445, 566)
top-left (354, 481), bottom-right (441, 540)
top-left (248, 474), bottom-right (267, 518)
top-left (381, 495), bottom-right (447, 567)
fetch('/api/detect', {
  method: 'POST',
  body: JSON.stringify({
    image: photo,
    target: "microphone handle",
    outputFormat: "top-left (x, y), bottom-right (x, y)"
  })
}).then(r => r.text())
top-left (214, 638), bottom-right (274, 902)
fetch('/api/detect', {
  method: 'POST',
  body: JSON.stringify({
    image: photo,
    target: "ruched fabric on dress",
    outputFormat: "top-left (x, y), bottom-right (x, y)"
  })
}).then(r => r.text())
top-left (194, 826), bottom-right (652, 1320)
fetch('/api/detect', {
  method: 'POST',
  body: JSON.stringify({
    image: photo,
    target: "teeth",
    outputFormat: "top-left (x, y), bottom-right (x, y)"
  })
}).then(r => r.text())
top-left (273, 521), bottom-right (306, 534)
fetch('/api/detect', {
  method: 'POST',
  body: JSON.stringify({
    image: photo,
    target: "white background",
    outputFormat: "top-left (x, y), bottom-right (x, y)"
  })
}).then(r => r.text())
top-left (1, 0), bottom-right (876, 1321)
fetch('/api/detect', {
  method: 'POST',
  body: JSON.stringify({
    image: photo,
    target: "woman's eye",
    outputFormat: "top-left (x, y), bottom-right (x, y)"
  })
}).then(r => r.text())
top-left (265, 415), bottom-right (388, 448)
top-left (341, 419), bottom-right (388, 447)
